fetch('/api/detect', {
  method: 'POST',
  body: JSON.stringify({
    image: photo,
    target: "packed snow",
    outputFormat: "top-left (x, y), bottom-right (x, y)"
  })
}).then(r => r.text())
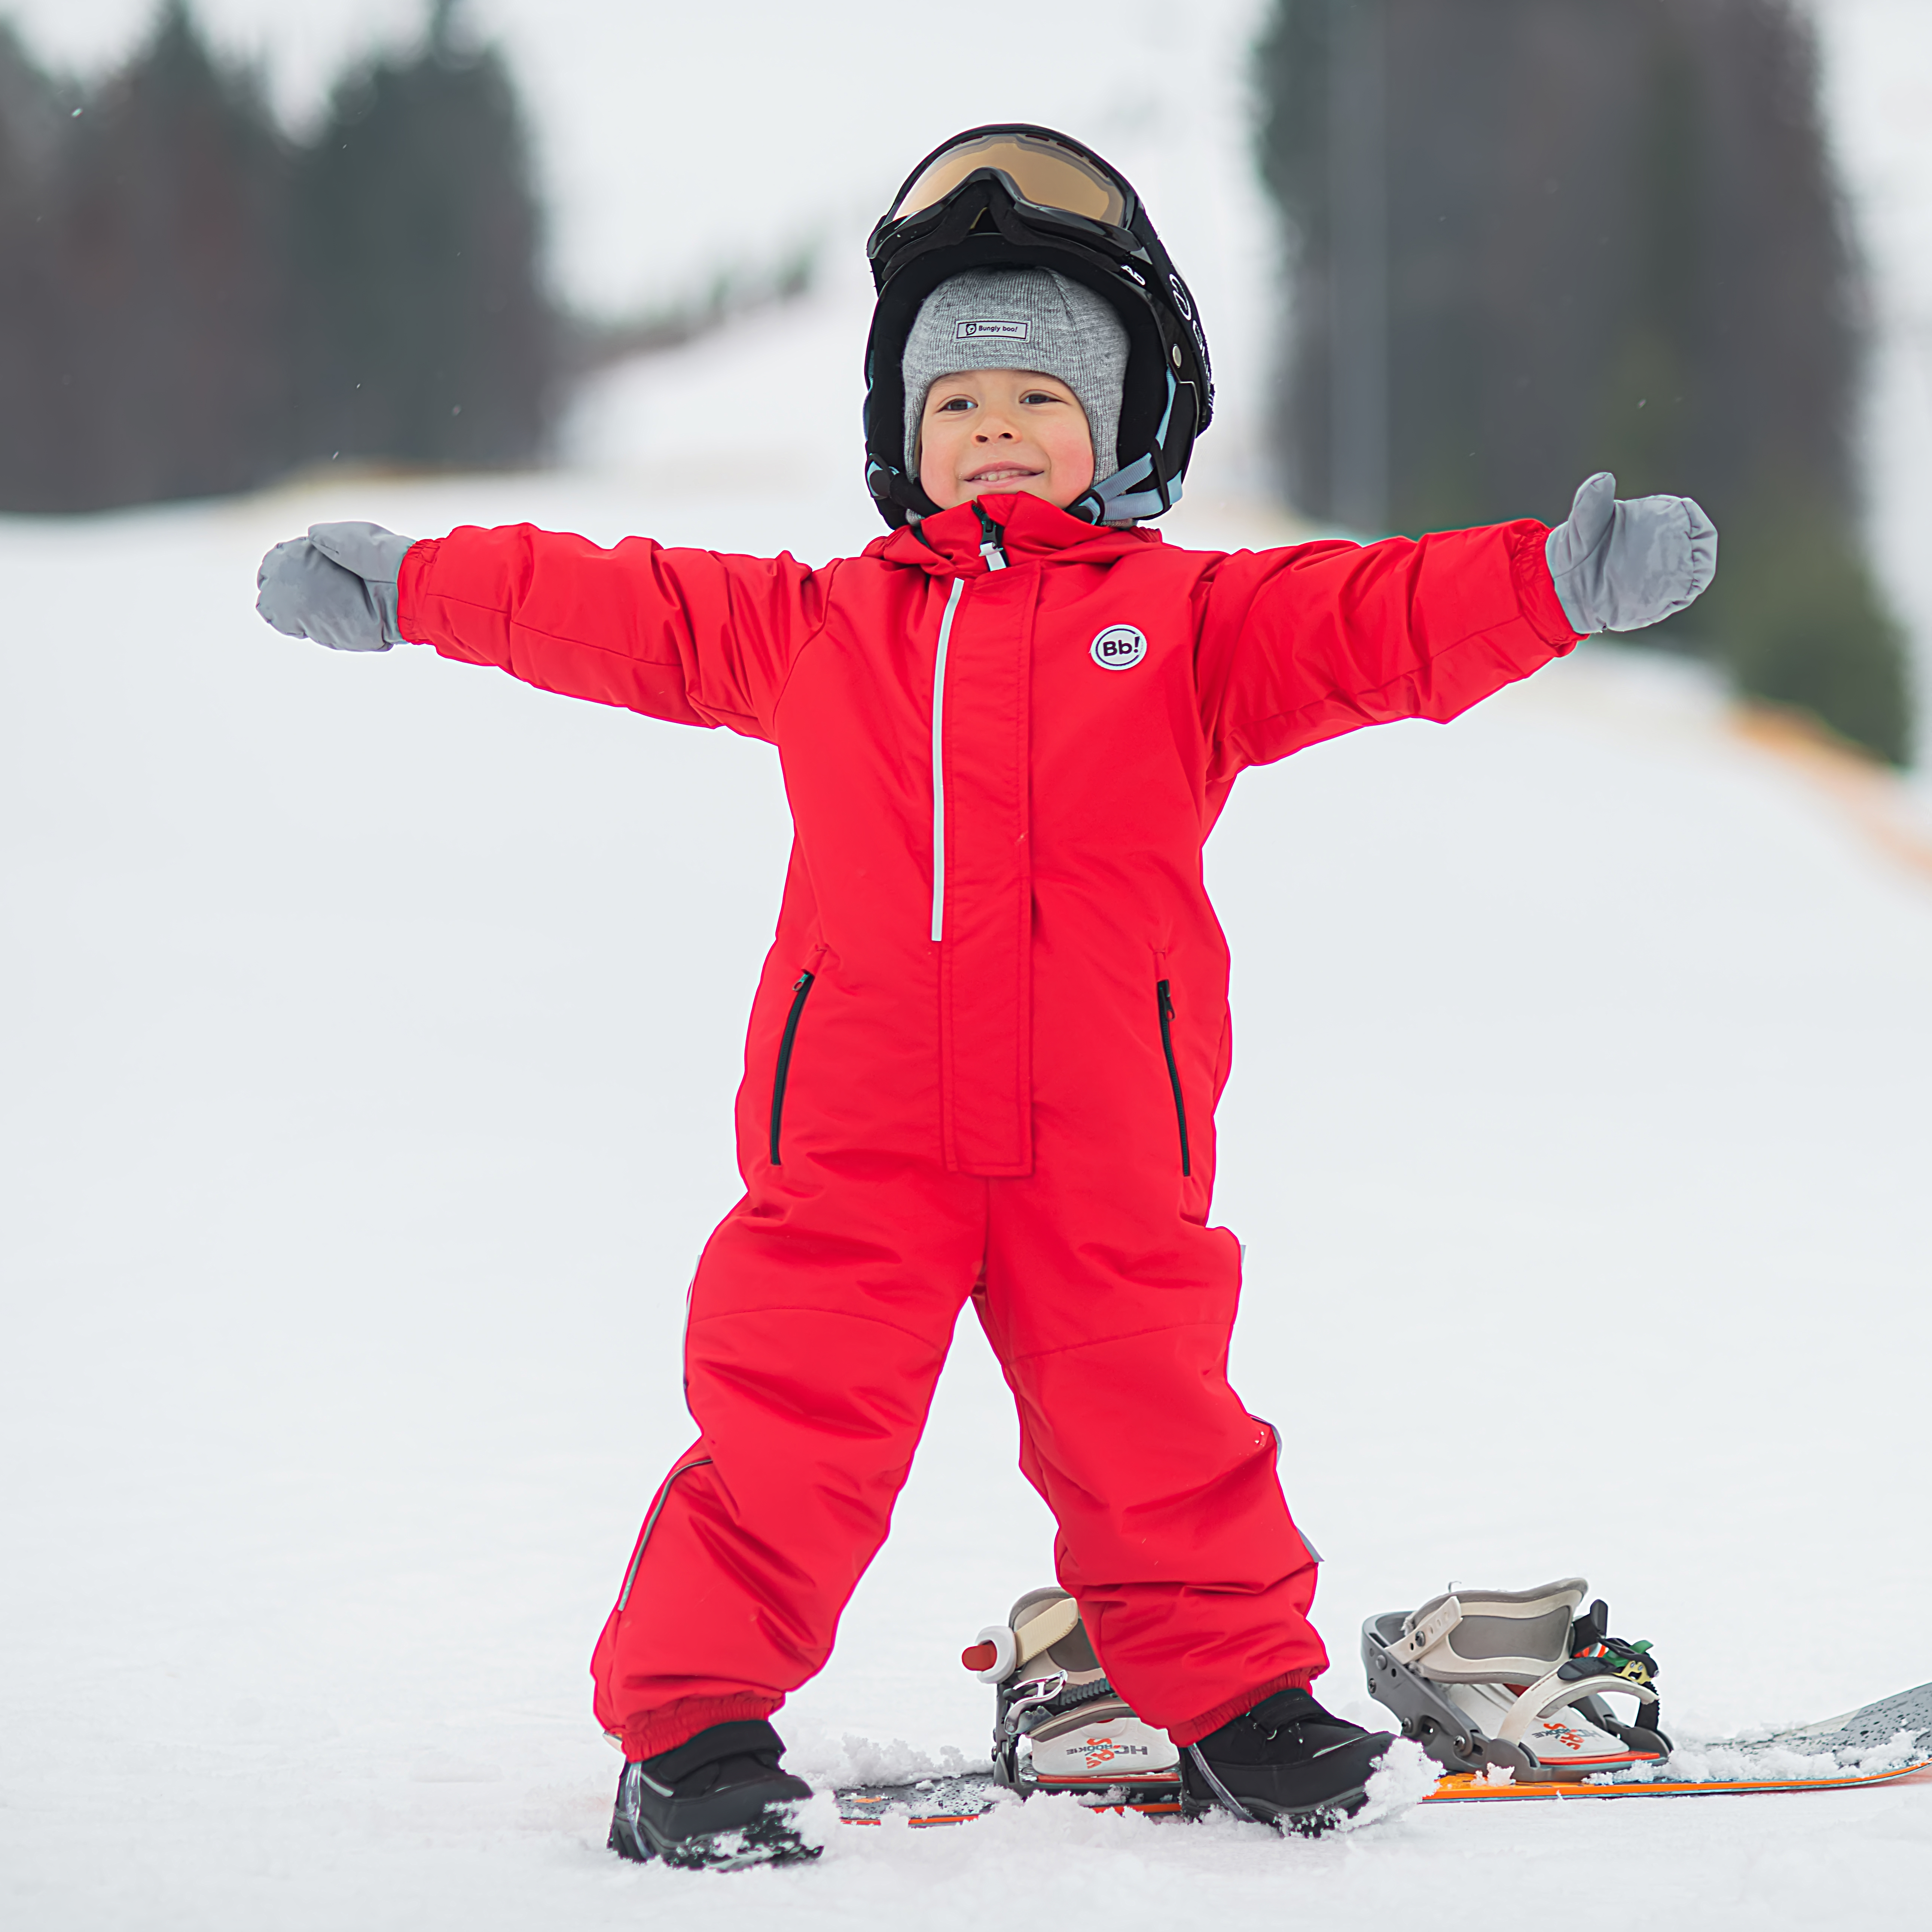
top-left (1614, 1730), bottom-right (1927, 1786)
top-left (6, 248), bottom-right (1932, 1932)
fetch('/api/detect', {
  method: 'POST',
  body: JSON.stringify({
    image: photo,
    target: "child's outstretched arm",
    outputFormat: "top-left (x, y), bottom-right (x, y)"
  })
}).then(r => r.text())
top-left (1197, 472), bottom-right (1715, 780)
top-left (256, 520), bottom-right (835, 742)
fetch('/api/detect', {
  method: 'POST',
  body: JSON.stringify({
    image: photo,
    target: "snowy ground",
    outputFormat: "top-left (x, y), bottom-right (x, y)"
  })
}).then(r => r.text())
top-left (6, 277), bottom-right (1932, 1927)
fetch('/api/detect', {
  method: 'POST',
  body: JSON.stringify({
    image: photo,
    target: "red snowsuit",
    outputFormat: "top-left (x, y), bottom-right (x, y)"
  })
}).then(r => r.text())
top-left (398, 491), bottom-right (1581, 1758)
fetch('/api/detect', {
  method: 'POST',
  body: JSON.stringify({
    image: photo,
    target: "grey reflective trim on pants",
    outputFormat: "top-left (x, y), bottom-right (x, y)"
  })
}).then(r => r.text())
top-left (616, 1458), bottom-right (713, 1612)
top-left (1251, 1414), bottom-right (1321, 1562)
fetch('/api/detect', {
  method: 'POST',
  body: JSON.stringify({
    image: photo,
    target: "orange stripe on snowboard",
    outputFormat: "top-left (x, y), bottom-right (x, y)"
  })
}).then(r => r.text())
top-left (1423, 1762), bottom-right (1932, 1801)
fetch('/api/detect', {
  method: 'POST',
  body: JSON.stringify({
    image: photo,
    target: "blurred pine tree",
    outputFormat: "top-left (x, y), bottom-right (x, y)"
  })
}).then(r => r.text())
top-left (0, 4), bottom-right (293, 510)
top-left (292, 0), bottom-right (553, 468)
top-left (61, 2), bottom-right (294, 507)
top-left (1255, 0), bottom-right (1914, 764)
top-left (0, 0), bottom-right (554, 509)
top-left (0, 25), bottom-right (69, 509)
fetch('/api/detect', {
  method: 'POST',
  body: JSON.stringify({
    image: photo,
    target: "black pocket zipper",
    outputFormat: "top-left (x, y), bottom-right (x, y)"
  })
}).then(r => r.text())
top-left (1156, 979), bottom-right (1192, 1177)
top-left (769, 970), bottom-right (816, 1165)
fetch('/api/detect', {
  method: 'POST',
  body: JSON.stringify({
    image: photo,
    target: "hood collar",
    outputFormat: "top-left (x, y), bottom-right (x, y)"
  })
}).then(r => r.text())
top-left (868, 492), bottom-right (1162, 574)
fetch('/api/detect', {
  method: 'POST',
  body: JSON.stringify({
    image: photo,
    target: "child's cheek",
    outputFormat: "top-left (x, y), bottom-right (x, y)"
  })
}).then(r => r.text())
top-left (918, 426), bottom-right (961, 510)
top-left (1052, 423), bottom-right (1097, 500)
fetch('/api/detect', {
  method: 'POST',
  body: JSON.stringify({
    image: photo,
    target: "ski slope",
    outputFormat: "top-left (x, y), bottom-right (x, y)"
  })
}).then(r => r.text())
top-left (4, 269), bottom-right (1932, 1930)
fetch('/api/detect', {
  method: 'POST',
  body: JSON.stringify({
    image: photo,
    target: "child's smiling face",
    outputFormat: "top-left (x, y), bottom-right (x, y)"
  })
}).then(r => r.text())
top-left (915, 368), bottom-right (1096, 512)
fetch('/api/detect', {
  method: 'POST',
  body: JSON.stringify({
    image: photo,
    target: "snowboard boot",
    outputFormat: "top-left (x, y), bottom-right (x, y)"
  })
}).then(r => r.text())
top-left (1179, 1687), bottom-right (1394, 1834)
top-left (1359, 1577), bottom-right (1669, 1780)
top-left (607, 1718), bottom-right (819, 1870)
top-left (965, 1587), bottom-right (1181, 1793)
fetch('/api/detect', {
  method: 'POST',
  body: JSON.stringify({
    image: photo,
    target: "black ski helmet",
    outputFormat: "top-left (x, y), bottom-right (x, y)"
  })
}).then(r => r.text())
top-left (864, 125), bottom-right (1213, 528)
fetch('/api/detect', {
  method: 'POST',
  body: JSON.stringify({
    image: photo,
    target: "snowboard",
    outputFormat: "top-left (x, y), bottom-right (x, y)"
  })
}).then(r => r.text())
top-left (834, 1680), bottom-right (1932, 1826)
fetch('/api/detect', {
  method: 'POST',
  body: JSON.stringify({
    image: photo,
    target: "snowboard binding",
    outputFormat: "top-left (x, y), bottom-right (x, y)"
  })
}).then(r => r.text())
top-left (1361, 1577), bottom-right (1671, 1781)
top-left (962, 1588), bottom-right (1182, 1798)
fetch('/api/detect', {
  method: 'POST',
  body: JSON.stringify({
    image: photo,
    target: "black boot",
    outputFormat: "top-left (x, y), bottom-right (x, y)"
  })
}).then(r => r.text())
top-left (1179, 1688), bottom-right (1394, 1836)
top-left (607, 1719), bottom-right (819, 1869)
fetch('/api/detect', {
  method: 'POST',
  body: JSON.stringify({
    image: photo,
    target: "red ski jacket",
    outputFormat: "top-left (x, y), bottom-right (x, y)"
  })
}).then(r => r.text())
top-left (399, 492), bottom-right (1580, 1187)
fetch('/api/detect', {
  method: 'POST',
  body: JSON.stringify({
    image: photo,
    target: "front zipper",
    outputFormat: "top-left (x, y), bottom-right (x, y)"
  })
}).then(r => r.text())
top-left (1157, 979), bottom-right (1192, 1177)
top-left (931, 515), bottom-right (1005, 947)
top-left (769, 970), bottom-right (816, 1165)
top-left (930, 576), bottom-right (966, 943)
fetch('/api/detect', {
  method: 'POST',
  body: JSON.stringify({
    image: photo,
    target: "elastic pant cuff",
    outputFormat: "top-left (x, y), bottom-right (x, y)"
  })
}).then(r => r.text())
top-left (639, 1719), bottom-right (785, 1785)
top-left (620, 1694), bottom-right (783, 1762)
top-left (1166, 1669), bottom-right (1316, 1748)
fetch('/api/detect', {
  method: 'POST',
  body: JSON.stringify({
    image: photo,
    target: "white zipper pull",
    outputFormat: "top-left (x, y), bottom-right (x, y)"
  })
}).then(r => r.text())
top-left (973, 501), bottom-right (1008, 570)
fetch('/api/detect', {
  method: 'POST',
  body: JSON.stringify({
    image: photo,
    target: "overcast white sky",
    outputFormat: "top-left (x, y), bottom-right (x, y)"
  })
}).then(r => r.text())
top-left (0, 1), bottom-right (1279, 324)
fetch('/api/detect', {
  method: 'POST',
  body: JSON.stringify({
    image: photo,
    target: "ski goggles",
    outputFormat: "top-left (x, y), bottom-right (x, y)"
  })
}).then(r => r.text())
top-left (873, 129), bottom-right (1137, 253)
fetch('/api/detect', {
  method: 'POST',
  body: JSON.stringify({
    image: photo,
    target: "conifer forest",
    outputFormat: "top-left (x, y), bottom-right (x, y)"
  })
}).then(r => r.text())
top-left (0, 1), bottom-right (551, 514)
top-left (1255, 0), bottom-right (1912, 762)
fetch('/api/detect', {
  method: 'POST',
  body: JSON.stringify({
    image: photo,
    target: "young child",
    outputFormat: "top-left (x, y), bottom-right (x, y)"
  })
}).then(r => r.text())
top-left (256, 126), bottom-right (1715, 1865)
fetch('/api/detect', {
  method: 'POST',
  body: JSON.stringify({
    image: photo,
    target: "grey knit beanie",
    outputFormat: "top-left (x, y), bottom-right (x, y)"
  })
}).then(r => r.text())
top-left (902, 268), bottom-right (1129, 482)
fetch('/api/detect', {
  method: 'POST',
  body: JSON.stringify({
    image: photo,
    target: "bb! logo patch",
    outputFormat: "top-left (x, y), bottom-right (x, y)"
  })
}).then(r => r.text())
top-left (956, 318), bottom-right (1029, 341)
top-left (1090, 623), bottom-right (1148, 671)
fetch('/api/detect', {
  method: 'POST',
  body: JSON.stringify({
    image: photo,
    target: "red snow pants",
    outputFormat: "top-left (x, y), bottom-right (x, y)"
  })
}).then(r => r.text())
top-left (589, 1127), bottom-right (1323, 1761)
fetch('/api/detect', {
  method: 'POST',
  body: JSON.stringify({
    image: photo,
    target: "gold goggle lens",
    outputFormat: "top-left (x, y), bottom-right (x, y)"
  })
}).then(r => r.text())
top-left (889, 133), bottom-right (1128, 228)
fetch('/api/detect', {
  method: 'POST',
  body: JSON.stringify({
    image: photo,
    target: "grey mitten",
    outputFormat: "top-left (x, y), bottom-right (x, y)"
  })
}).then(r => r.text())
top-left (1545, 472), bottom-right (1718, 634)
top-left (255, 521), bottom-right (418, 652)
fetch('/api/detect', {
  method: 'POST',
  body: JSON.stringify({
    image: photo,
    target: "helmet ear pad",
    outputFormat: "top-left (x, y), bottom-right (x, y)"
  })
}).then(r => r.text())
top-left (864, 234), bottom-right (1174, 526)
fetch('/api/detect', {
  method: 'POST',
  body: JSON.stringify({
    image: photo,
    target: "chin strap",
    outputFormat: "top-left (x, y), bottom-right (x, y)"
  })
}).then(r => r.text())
top-left (868, 458), bottom-right (941, 524)
top-left (880, 456), bottom-right (1174, 530)
top-left (1065, 370), bottom-right (1185, 524)
top-left (871, 369), bottom-right (1187, 530)
top-left (1065, 451), bottom-right (1179, 525)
